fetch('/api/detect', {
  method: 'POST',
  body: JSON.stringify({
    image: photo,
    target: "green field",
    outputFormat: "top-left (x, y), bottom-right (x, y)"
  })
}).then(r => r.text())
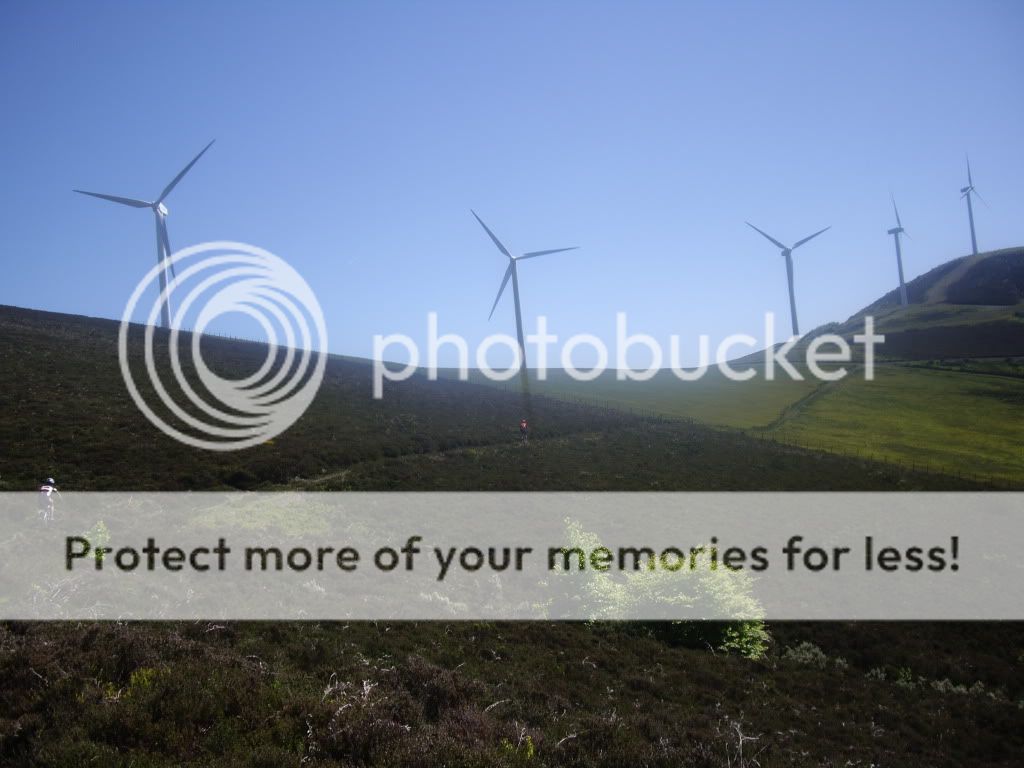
top-left (457, 367), bottom-right (821, 429)
top-left (769, 364), bottom-right (1024, 483)
top-left (458, 360), bottom-right (1024, 485)
top-left (446, 295), bottom-right (1024, 485)
top-left (0, 305), bottom-right (979, 492)
top-left (842, 300), bottom-right (1024, 337)
top-left (417, 266), bottom-right (1024, 486)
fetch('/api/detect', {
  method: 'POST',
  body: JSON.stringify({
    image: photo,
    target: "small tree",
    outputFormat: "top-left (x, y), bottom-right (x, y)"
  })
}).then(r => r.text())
top-left (552, 519), bottom-right (769, 659)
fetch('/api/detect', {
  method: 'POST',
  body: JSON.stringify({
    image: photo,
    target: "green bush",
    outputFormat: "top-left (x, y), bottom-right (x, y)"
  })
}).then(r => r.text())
top-left (782, 641), bottom-right (842, 669)
top-left (554, 519), bottom-right (769, 659)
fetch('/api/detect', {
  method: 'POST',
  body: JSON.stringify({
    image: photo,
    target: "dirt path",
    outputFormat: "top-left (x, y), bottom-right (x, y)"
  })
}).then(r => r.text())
top-left (288, 423), bottom-right (609, 490)
top-left (923, 251), bottom-right (990, 303)
top-left (758, 371), bottom-right (853, 432)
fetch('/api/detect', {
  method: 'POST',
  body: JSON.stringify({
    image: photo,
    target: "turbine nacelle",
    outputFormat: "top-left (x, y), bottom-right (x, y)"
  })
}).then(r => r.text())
top-left (887, 227), bottom-right (904, 236)
top-left (745, 222), bottom-right (830, 255)
top-left (156, 202), bottom-right (169, 216)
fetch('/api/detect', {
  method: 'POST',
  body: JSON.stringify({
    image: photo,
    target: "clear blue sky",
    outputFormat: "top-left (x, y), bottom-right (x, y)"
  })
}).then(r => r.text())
top-left (1, 1), bottom-right (1021, 367)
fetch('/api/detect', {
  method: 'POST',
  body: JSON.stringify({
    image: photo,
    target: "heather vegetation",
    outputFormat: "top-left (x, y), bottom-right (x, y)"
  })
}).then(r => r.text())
top-left (1, 304), bottom-right (1022, 766)
top-left (3, 621), bottom-right (1022, 767)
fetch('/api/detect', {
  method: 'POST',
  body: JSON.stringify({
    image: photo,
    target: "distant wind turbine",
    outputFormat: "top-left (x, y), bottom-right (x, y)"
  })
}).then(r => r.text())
top-left (472, 210), bottom-right (578, 373)
top-left (960, 155), bottom-right (986, 256)
top-left (74, 140), bottom-right (216, 328)
top-left (887, 195), bottom-right (909, 306)
top-left (746, 222), bottom-right (830, 337)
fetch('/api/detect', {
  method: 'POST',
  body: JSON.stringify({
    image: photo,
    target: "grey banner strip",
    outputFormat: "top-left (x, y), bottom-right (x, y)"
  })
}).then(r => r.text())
top-left (2, 493), bottom-right (1021, 620)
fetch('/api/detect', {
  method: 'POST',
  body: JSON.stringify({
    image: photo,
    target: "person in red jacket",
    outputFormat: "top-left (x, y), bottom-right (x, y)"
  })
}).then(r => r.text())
top-left (519, 418), bottom-right (529, 445)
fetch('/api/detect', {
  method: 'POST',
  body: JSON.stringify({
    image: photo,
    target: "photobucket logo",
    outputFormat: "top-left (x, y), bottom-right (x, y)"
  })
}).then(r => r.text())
top-left (118, 242), bottom-right (328, 450)
top-left (372, 312), bottom-right (884, 398)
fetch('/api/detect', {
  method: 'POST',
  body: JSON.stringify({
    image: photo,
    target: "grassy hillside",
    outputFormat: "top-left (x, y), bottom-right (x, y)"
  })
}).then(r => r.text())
top-left (0, 304), bottom-right (981, 491)
top-left (10, 253), bottom-right (1016, 492)
top-left (459, 358), bottom-right (1024, 486)
top-left (768, 364), bottom-right (1024, 483)
top-left (461, 249), bottom-right (1024, 486)
top-left (1, 303), bottom-right (1021, 767)
top-left (447, 367), bottom-right (822, 429)
top-left (856, 246), bottom-right (1024, 312)
top-left (833, 247), bottom-right (1024, 360)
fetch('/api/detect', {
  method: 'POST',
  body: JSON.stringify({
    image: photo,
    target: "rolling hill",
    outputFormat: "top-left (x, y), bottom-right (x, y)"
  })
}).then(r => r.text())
top-left (502, 248), bottom-right (1024, 485)
top-left (0, 302), bottom-right (984, 492)
top-left (830, 245), bottom-right (1024, 361)
top-left (858, 246), bottom-right (1024, 311)
top-left (1, 302), bottom-right (1022, 767)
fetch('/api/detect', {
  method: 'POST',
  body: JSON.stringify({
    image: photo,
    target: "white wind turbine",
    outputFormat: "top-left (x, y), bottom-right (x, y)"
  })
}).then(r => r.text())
top-left (960, 155), bottom-right (987, 256)
top-left (887, 195), bottom-right (909, 306)
top-left (746, 221), bottom-right (830, 337)
top-left (74, 140), bottom-right (216, 328)
top-left (472, 210), bottom-right (578, 373)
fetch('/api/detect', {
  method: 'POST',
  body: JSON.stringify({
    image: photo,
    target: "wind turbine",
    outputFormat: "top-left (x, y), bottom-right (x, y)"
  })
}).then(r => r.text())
top-left (472, 210), bottom-right (578, 373)
top-left (960, 155), bottom-right (985, 256)
top-left (746, 222), bottom-right (830, 337)
top-left (887, 195), bottom-right (909, 306)
top-left (74, 140), bottom-right (216, 328)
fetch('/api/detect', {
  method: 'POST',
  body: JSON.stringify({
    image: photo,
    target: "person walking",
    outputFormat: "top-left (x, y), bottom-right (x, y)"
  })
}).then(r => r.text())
top-left (38, 477), bottom-right (61, 522)
top-left (519, 418), bottom-right (529, 446)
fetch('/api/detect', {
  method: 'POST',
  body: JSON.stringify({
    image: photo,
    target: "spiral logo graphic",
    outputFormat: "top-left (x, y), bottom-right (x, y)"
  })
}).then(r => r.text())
top-left (118, 241), bottom-right (328, 451)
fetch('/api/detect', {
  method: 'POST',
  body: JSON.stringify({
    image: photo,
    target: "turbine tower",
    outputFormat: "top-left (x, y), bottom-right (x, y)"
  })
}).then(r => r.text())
top-left (74, 140), bottom-right (216, 329)
top-left (887, 195), bottom-right (909, 306)
top-left (960, 155), bottom-right (984, 256)
top-left (472, 210), bottom-right (578, 374)
top-left (746, 222), bottom-right (830, 337)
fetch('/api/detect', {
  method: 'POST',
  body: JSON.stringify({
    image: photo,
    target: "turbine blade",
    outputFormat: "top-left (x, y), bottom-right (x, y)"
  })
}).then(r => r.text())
top-left (891, 193), bottom-right (903, 230)
top-left (745, 222), bottom-right (787, 251)
top-left (471, 210), bottom-right (512, 258)
top-left (973, 187), bottom-right (991, 209)
top-left (518, 246), bottom-right (579, 260)
top-left (488, 263), bottom-right (514, 320)
top-left (73, 189), bottom-right (151, 208)
top-left (792, 226), bottom-right (831, 250)
top-left (156, 139), bottom-right (215, 204)
top-left (966, 153), bottom-right (973, 188)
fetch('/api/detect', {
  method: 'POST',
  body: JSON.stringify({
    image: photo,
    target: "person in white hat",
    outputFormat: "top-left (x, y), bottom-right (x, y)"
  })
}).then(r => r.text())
top-left (38, 477), bottom-right (61, 522)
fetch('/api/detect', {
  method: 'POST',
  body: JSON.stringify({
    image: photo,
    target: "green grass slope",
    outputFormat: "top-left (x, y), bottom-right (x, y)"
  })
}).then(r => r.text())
top-left (852, 246), bottom-right (1024, 311)
top-left (478, 248), bottom-right (1024, 485)
top-left (0, 303), bottom-right (981, 491)
top-left (769, 364), bottom-right (1024, 483)
top-left (1, 304), bottom-right (1022, 767)
top-left (449, 367), bottom-right (822, 429)
top-left (835, 246), bottom-right (1024, 360)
